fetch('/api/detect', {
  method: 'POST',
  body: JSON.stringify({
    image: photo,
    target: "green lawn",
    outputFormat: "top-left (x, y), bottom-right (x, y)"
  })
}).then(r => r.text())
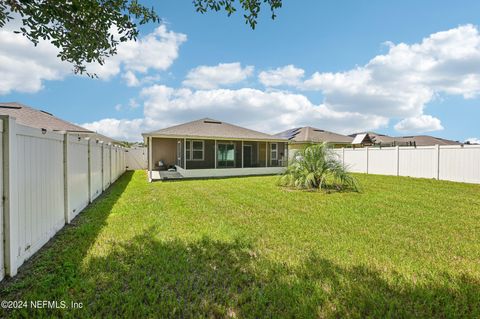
top-left (1, 171), bottom-right (480, 318)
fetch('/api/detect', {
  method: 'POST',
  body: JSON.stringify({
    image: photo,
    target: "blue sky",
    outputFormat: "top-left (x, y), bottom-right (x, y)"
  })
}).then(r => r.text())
top-left (1, 0), bottom-right (480, 142)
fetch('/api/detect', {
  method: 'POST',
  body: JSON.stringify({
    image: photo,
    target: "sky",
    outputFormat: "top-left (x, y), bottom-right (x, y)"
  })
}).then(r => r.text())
top-left (1, 0), bottom-right (480, 143)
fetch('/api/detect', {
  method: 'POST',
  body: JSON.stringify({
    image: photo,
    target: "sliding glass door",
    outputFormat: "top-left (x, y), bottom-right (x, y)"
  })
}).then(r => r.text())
top-left (217, 143), bottom-right (235, 168)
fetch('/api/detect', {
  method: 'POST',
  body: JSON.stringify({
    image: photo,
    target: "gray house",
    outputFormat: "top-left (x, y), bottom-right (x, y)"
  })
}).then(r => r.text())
top-left (142, 118), bottom-right (288, 180)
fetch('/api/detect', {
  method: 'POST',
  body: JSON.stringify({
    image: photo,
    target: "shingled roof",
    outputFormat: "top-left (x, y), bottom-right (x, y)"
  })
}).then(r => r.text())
top-left (275, 127), bottom-right (353, 144)
top-left (143, 118), bottom-right (286, 141)
top-left (0, 102), bottom-right (92, 133)
top-left (350, 131), bottom-right (460, 146)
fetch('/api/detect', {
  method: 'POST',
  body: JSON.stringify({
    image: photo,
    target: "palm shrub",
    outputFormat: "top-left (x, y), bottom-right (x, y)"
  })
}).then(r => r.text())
top-left (279, 143), bottom-right (359, 191)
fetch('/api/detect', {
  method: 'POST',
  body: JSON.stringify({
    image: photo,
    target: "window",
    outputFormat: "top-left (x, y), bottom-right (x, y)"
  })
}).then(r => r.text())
top-left (217, 143), bottom-right (235, 168)
top-left (192, 141), bottom-right (204, 160)
top-left (270, 143), bottom-right (278, 160)
top-left (186, 140), bottom-right (204, 161)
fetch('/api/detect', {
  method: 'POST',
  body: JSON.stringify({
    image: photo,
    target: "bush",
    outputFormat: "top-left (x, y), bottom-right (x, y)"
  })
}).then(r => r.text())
top-left (279, 143), bottom-right (359, 191)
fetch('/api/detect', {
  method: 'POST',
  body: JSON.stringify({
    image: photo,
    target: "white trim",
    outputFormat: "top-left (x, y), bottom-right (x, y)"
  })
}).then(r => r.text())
top-left (241, 140), bottom-right (244, 168)
top-left (187, 139), bottom-right (204, 161)
top-left (270, 142), bottom-right (278, 161)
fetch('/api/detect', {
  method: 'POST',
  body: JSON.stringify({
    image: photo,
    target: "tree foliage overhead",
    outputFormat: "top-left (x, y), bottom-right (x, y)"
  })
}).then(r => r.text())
top-left (0, 0), bottom-right (282, 76)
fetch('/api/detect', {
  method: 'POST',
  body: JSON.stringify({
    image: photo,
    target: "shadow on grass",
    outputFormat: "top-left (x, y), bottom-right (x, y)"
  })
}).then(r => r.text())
top-left (0, 172), bottom-right (134, 313)
top-left (17, 227), bottom-right (477, 318)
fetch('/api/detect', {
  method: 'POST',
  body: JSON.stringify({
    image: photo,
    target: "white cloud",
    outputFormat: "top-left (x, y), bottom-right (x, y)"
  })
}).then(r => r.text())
top-left (465, 137), bottom-right (480, 144)
top-left (394, 115), bottom-right (443, 132)
top-left (302, 24), bottom-right (480, 132)
top-left (81, 85), bottom-right (387, 141)
top-left (0, 26), bottom-right (70, 94)
top-left (182, 62), bottom-right (254, 89)
top-left (114, 104), bottom-right (123, 112)
top-left (0, 24), bottom-right (186, 94)
top-left (122, 71), bottom-right (140, 87)
top-left (258, 65), bottom-right (305, 87)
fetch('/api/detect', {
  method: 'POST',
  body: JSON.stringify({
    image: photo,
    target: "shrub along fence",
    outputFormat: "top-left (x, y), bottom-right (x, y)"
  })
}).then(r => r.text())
top-left (0, 115), bottom-right (126, 281)
top-left (334, 145), bottom-right (480, 184)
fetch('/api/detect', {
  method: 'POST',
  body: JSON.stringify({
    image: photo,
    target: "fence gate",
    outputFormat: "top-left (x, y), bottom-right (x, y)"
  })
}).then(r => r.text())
top-left (126, 147), bottom-right (147, 170)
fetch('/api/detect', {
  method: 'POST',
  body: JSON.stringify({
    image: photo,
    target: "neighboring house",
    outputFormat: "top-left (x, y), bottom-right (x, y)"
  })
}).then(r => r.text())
top-left (0, 102), bottom-right (93, 133)
top-left (0, 102), bottom-right (120, 144)
top-left (142, 118), bottom-right (288, 181)
top-left (275, 127), bottom-right (353, 156)
top-left (350, 131), bottom-right (461, 147)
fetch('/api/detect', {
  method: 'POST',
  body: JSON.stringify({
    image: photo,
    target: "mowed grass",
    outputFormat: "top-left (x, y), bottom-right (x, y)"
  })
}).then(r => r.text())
top-left (1, 171), bottom-right (480, 318)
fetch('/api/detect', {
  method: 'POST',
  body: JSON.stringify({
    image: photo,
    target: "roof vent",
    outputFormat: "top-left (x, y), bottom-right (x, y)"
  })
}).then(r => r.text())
top-left (313, 129), bottom-right (325, 132)
top-left (204, 120), bottom-right (222, 124)
top-left (40, 110), bottom-right (53, 116)
top-left (0, 105), bottom-right (21, 109)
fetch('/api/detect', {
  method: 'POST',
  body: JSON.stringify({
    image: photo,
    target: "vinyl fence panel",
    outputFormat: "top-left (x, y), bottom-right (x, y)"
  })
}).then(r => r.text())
top-left (126, 147), bottom-right (147, 170)
top-left (338, 145), bottom-right (480, 184)
top-left (368, 147), bottom-right (398, 176)
top-left (439, 145), bottom-right (480, 184)
top-left (398, 147), bottom-right (437, 179)
top-left (89, 139), bottom-right (103, 201)
top-left (66, 134), bottom-right (90, 222)
top-left (103, 144), bottom-right (111, 190)
top-left (343, 148), bottom-right (368, 173)
top-left (11, 123), bottom-right (65, 274)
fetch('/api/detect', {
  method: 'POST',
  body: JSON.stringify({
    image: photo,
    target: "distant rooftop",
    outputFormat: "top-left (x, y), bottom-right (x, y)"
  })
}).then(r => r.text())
top-left (0, 102), bottom-right (92, 133)
top-left (275, 126), bottom-right (353, 144)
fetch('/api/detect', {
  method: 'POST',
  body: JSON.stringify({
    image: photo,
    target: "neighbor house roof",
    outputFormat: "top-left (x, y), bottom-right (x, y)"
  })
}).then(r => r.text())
top-left (350, 131), bottom-right (460, 146)
top-left (143, 118), bottom-right (286, 141)
top-left (275, 127), bottom-right (353, 144)
top-left (0, 102), bottom-right (92, 133)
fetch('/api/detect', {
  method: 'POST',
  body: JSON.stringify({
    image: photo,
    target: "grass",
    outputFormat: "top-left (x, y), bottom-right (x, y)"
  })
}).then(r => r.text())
top-left (1, 171), bottom-right (480, 318)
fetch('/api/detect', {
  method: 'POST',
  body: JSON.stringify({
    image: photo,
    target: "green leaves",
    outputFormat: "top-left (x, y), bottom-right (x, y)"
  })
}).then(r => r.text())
top-left (193, 0), bottom-right (283, 29)
top-left (1, 0), bottom-right (159, 76)
top-left (279, 143), bottom-right (360, 192)
top-left (0, 1), bottom-right (282, 76)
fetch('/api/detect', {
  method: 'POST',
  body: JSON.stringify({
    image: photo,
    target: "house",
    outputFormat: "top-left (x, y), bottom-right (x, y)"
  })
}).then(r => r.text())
top-left (275, 126), bottom-right (353, 156)
top-left (350, 131), bottom-right (461, 147)
top-left (142, 118), bottom-right (288, 181)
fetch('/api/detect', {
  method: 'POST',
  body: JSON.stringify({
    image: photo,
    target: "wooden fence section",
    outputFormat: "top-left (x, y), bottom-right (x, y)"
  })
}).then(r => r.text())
top-left (0, 115), bottom-right (127, 280)
top-left (334, 145), bottom-right (480, 184)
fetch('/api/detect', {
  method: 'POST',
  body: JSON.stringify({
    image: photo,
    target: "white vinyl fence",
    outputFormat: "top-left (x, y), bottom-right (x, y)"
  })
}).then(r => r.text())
top-left (0, 115), bottom-right (127, 280)
top-left (334, 145), bottom-right (480, 184)
top-left (125, 147), bottom-right (147, 170)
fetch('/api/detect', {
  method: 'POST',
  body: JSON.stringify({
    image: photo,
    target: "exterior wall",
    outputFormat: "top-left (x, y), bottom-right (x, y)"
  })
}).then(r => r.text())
top-left (152, 138), bottom-right (177, 168)
top-left (186, 139), bottom-right (215, 169)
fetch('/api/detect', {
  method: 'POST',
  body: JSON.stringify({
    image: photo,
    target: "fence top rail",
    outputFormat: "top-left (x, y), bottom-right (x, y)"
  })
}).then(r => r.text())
top-left (340, 144), bottom-right (480, 151)
top-left (15, 123), bottom-right (65, 142)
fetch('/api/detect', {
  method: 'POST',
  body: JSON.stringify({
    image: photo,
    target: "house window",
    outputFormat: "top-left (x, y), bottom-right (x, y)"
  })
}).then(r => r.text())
top-left (270, 143), bottom-right (278, 160)
top-left (186, 140), bottom-right (204, 161)
top-left (217, 143), bottom-right (235, 168)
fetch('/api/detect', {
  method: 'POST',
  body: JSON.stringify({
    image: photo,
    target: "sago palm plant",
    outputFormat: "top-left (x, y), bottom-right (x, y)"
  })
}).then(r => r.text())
top-left (279, 143), bottom-right (359, 191)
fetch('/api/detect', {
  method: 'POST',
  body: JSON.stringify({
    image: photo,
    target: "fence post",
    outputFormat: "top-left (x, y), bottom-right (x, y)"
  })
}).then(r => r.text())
top-left (342, 148), bottom-right (345, 166)
top-left (396, 145), bottom-right (400, 176)
top-left (434, 144), bottom-right (440, 180)
top-left (2, 116), bottom-right (19, 276)
top-left (63, 133), bottom-right (71, 224)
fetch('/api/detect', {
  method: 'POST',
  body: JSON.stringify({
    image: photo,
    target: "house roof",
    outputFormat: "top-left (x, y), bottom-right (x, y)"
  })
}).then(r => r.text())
top-left (143, 118), bottom-right (286, 141)
top-left (350, 131), bottom-right (460, 146)
top-left (275, 126), bottom-right (353, 144)
top-left (0, 102), bottom-right (92, 133)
